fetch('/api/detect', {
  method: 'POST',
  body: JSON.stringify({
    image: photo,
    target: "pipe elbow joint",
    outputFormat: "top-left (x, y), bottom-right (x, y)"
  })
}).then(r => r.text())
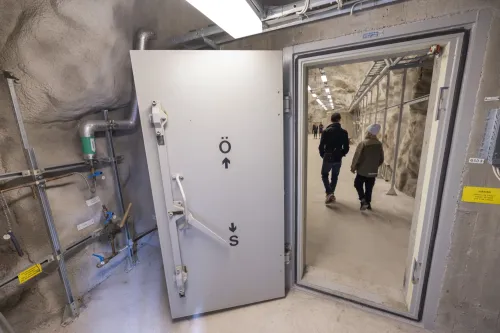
top-left (135, 29), bottom-right (156, 50)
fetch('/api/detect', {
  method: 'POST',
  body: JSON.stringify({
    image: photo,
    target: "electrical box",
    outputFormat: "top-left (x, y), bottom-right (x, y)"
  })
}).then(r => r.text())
top-left (479, 108), bottom-right (500, 165)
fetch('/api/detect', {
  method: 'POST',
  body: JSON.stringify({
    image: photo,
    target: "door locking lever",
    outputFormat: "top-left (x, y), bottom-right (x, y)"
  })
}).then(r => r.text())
top-left (171, 174), bottom-right (228, 247)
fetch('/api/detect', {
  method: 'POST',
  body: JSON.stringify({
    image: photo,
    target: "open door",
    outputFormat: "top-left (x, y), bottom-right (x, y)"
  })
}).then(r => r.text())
top-left (403, 35), bottom-right (464, 316)
top-left (131, 51), bottom-right (285, 318)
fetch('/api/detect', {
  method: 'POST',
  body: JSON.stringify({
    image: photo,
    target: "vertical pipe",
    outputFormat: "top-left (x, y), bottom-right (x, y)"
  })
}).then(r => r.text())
top-left (386, 69), bottom-right (407, 196)
top-left (382, 72), bottom-right (390, 145)
top-left (103, 110), bottom-right (135, 269)
top-left (5, 74), bottom-right (78, 318)
top-left (370, 89), bottom-right (373, 123)
top-left (375, 82), bottom-right (380, 124)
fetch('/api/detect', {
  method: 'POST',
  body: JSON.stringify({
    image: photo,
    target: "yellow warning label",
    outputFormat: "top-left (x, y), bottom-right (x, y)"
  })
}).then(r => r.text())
top-left (461, 186), bottom-right (500, 204)
top-left (18, 264), bottom-right (43, 284)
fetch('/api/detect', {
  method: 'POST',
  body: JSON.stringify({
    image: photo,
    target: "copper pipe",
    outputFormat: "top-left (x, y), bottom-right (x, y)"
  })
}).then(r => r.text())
top-left (119, 202), bottom-right (132, 229)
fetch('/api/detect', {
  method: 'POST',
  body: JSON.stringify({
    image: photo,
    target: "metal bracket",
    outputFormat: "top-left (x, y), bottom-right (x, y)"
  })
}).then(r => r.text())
top-left (411, 258), bottom-right (422, 284)
top-left (150, 101), bottom-right (167, 145)
top-left (95, 155), bottom-right (124, 164)
top-left (174, 265), bottom-right (188, 297)
top-left (20, 169), bottom-right (44, 177)
top-left (62, 301), bottom-right (80, 326)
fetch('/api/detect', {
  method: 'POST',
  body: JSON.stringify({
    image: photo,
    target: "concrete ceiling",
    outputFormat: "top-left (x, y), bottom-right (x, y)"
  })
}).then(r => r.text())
top-left (307, 61), bottom-right (373, 116)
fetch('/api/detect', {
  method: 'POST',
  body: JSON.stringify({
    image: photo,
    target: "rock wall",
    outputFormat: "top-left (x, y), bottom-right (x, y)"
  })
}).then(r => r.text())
top-left (383, 67), bottom-right (432, 197)
top-left (0, 0), bottom-right (209, 331)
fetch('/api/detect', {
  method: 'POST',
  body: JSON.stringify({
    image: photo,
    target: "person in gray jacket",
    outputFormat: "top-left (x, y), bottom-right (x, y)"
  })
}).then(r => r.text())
top-left (351, 124), bottom-right (384, 211)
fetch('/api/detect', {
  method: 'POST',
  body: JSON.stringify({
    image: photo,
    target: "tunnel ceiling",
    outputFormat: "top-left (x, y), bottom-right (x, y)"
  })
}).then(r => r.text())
top-left (259, 0), bottom-right (298, 6)
top-left (307, 61), bottom-right (373, 116)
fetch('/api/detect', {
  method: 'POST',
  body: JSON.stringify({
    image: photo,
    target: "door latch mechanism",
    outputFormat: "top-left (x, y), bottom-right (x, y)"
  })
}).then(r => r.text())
top-left (174, 265), bottom-right (188, 297)
top-left (284, 243), bottom-right (292, 264)
top-left (150, 101), bottom-right (167, 145)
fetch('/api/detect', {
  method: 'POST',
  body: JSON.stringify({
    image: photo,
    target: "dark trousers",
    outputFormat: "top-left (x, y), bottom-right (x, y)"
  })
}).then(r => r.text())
top-left (354, 175), bottom-right (376, 203)
top-left (313, 131), bottom-right (318, 138)
top-left (321, 160), bottom-right (342, 195)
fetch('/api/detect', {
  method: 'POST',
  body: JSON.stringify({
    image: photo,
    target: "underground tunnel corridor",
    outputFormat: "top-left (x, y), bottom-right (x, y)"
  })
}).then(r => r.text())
top-left (304, 134), bottom-right (414, 311)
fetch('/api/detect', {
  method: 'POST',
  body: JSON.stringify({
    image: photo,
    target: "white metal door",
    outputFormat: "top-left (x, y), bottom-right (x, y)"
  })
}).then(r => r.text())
top-left (131, 50), bottom-right (285, 318)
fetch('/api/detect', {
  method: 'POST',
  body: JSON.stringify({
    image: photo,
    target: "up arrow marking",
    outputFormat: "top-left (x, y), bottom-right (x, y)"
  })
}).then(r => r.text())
top-left (222, 157), bottom-right (230, 169)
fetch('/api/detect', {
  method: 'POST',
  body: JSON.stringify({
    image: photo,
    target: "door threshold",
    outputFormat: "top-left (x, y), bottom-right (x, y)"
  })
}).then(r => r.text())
top-left (294, 281), bottom-right (421, 323)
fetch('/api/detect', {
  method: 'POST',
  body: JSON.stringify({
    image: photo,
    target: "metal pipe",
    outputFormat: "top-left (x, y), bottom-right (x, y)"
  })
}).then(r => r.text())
top-left (382, 72), bottom-right (390, 144)
top-left (0, 312), bottom-right (16, 333)
top-left (103, 110), bottom-right (136, 269)
top-left (356, 94), bottom-right (430, 116)
top-left (348, 57), bottom-right (403, 112)
top-left (265, 0), bottom-right (339, 20)
top-left (375, 82), bottom-right (380, 123)
top-left (79, 29), bottom-right (156, 160)
top-left (386, 69), bottom-right (407, 196)
top-left (5, 73), bottom-right (79, 319)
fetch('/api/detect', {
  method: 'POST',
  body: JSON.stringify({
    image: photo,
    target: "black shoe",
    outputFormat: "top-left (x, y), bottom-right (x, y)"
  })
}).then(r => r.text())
top-left (360, 199), bottom-right (369, 211)
top-left (367, 204), bottom-right (372, 210)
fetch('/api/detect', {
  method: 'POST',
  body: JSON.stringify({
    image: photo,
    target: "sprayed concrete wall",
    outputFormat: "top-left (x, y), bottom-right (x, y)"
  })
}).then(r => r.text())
top-left (0, 0), bottom-right (210, 331)
top-left (224, 1), bottom-right (500, 332)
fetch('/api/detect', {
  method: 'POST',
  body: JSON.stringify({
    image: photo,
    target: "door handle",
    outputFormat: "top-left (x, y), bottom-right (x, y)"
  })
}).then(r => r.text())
top-left (172, 174), bottom-right (228, 247)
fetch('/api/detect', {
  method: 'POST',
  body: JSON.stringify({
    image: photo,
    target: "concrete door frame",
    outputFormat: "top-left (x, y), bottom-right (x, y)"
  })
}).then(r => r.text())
top-left (282, 9), bottom-right (493, 330)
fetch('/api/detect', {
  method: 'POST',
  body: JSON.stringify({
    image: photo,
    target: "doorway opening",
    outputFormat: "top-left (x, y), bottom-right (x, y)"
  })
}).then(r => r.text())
top-left (294, 34), bottom-right (464, 319)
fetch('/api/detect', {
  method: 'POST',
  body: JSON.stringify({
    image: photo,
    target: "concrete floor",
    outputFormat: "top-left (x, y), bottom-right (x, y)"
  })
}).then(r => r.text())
top-left (34, 236), bottom-right (430, 333)
top-left (303, 134), bottom-right (415, 311)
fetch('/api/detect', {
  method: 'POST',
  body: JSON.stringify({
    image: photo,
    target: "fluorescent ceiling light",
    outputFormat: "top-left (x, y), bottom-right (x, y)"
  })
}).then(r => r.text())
top-left (185, 0), bottom-right (262, 38)
top-left (325, 88), bottom-right (330, 94)
top-left (321, 75), bottom-right (328, 83)
top-left (312, 93), bottom-right (317, 98)
top-left (308, 85), bottom-right (312, 91)
top-left (328, 95), bottom-right (332, 100)
top-left (316, 99), bottom-right (324, 106)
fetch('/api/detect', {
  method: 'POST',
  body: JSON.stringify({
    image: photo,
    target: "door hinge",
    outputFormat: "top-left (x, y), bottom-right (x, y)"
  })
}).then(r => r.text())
top-left (436, 86), bottom-right (449, 121)
top-left (150, 101), bottom-right (168, 145)
top-left (284, 243), bottom-right (291, 264)
top-left (411, 258), bottom-right (422, 284)
top-left (284, 95), bottom-right (291, 114)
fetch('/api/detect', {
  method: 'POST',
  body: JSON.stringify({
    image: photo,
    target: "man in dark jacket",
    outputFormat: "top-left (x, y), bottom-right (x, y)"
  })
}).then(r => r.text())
top-left (319, 113), bottom-right (350, 203)
top-left (351, 124), bottom-right (384, 210)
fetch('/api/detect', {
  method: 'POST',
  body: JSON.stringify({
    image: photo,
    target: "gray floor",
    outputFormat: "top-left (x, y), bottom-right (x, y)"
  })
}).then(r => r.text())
top-left (34, 236), bottom-right (429, 333)
top-left (303, 135), bottom-right (415, 311)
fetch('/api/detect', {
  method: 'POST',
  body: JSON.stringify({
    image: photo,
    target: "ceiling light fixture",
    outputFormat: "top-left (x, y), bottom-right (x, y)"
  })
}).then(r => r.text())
top-left (184, 0), bottom-right (262, 38)
top-left (308, 86), bottom-right (312, 91)
top-left (325, 88), bottom-right (330, 94)
top-left (321, 75), bottom-right (328, 83)
top-left (312, 93), bottom-right (317, 98)
top-left (328, 95), bottom-right (332, 100)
